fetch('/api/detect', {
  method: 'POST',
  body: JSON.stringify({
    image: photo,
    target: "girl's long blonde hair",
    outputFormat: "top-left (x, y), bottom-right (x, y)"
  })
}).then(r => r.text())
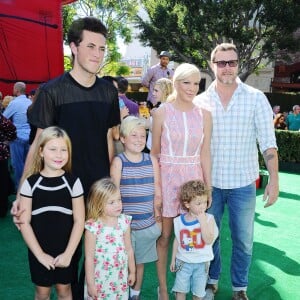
top-left (25, 126), bottom-right (72, 178)
top-left (154, 78), bottom-right (173, 103)
top-left (86, 178), bottom-right (119, 220)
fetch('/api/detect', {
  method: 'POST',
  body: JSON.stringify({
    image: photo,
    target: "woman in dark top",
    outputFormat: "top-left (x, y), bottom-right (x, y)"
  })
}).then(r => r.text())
top-left (274, 113), bottom-right (287, 130)
top-left (0, 113), bottom-right (16, 217)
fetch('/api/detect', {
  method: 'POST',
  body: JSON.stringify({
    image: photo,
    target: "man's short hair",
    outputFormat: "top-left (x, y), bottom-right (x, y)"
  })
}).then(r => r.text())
top-left (14, 82), bottom-right (26, 94)
top-left (211, 43), bottom-right (238, 62)
top-left (67, 17), bottom-right (107, 46)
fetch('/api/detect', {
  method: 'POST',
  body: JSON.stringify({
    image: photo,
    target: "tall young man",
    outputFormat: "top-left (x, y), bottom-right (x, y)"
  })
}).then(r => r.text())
top-left (13, 17), bottom-right (120, 300)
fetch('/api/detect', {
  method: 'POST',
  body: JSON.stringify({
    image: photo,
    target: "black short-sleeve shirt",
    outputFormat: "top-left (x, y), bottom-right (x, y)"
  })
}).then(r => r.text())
top-left (29, 73), bottom-right (120, 197)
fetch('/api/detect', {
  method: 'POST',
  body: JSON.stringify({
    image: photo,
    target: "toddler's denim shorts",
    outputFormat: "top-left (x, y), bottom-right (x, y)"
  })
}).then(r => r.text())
top-left (172, 258), bottom-right (209, 298)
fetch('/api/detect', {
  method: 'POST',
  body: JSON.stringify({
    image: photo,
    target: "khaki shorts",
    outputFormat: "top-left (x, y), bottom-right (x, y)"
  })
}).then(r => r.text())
top-left (130, 223), bottom-right (161, 264)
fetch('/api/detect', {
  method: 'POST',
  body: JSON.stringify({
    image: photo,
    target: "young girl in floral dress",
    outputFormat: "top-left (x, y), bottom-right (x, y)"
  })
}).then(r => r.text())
top-left (84, 178), bottom-right (136, 300)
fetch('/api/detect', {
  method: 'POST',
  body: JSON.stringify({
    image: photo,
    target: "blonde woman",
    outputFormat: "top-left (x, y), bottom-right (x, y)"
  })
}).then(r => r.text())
top-left (151, 63), bottom-right (212, 300)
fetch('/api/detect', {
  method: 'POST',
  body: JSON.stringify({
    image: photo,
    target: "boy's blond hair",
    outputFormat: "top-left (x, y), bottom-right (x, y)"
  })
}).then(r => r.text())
top-left (120, 116), bottom-right (146, 138)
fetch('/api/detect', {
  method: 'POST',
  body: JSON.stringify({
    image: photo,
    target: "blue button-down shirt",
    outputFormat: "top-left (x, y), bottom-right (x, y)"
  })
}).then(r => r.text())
top-left (3, 95), bottom-right (31, 140)
top-left (194, 79), bottom-right (277, 189)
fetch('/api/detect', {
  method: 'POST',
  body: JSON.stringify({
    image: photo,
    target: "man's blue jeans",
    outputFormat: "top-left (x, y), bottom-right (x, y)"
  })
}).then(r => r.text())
top-left (207, 183), bottom-right (256, 290)
top-left (10, 137), bottom-right (29, 190)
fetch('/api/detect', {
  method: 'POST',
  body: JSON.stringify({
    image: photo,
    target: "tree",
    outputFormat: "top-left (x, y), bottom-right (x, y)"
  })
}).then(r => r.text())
top-left (63, 0), bottom-right (139, 74)
top-left (62, 3), bottom-right (77, 42)
top-left (136, 0), bottom-right (300, 81)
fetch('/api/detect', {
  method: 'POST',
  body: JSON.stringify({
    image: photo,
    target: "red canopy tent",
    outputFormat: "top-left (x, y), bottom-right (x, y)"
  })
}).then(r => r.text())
top-left (0, 0), bottom-right (76, 97)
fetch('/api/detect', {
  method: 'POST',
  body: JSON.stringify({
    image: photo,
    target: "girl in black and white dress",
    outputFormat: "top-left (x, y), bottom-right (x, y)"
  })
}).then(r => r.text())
top-left (19, 126), bottom-right (85, 300)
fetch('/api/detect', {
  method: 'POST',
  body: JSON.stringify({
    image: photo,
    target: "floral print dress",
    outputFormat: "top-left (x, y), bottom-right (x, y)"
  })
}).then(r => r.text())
top-left (84, 214), bottom-right (132, 300)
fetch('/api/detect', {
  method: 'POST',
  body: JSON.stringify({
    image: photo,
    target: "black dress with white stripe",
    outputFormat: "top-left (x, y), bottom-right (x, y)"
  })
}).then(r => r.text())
top-left (20, 172), bottom-right (84, 286)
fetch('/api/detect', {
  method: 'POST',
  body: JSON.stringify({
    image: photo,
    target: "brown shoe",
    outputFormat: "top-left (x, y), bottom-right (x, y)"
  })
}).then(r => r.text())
top-left (206, 283), bottom-right (218, 294)
top-left (232, 291), bottom-right (249, 300)
top-left (202, 284), bottom-right (218, 300)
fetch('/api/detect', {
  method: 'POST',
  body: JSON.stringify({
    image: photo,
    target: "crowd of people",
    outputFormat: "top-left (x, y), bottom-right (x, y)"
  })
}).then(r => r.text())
top-left (272, 104), bottom-right (300, 131)
top-left (2, 15), bottom-right (299, 300)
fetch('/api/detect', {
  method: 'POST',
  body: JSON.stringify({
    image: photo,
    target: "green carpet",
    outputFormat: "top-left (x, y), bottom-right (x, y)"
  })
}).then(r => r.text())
top-left (1, 171), bottom-right (299, 300)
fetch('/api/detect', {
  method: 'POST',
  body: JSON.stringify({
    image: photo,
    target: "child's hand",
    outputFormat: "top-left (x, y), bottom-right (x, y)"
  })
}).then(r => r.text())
top-left (120, 106), bottom-right (129, 119)
top-left (53, 252), bottom-right (71, 268)
top-left (170, 261), bottom-right (176, 272)
top-left (87, 284), bottom-right (98, 300)
top-left (154, 197), bottom-right (162, 211)
top-left (128, 272), bottom-right (136, 286)
top-left (196, 208), bottom-right (205, 216)
top-left (11, 199), bottom-right (25, 230)
top-left (156, 220), bottom-right (162, 232)
top-left (38, 252), bottom-right (55, 270)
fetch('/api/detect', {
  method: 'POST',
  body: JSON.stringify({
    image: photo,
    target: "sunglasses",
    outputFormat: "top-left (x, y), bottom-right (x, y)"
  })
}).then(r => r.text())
top-left (213, 60), bottom-right (238, 68)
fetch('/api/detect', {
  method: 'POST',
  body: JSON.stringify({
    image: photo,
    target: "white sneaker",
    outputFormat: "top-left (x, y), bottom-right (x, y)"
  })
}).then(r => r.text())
top-left (203, 288), bottom-right (215, 300)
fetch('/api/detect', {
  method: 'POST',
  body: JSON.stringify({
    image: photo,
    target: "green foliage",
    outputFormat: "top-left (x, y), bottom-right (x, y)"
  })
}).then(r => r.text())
top-left (100, 62), bottom-right (131, 77)
top-left (71, 0), bottom-right (138, 43)
top-left (64, 55), bottom-right (72, 72)
top-left (62, 5), bottom-right (77, 42)
top-left (275, 130), bottom-right (300, 163)
top-left (259, 130), bottom-right (300, 169)
top-left (137, 0), bottom-right (300, 81)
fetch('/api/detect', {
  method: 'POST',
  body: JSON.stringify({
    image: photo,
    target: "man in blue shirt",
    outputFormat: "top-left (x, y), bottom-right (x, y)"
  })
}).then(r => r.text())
top-left (3, 82), bottom-right (31, 189)
top-left (286, 105), bottom-right (300, 131)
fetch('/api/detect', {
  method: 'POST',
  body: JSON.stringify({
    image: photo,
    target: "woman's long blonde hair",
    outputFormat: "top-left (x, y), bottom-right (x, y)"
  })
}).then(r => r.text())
top-left (167, 63), bottom-right (201, 102)
top-left (25, 126), bottom-right (72, 178)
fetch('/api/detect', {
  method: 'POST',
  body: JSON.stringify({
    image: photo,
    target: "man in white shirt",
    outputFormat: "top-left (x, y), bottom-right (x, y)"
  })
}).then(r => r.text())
top-left (195, 43), bottom-right (279, 300)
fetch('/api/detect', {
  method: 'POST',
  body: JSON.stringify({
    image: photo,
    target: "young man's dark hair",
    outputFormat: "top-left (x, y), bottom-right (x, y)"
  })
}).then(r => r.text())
top-left (67, 17), bottom-right (108, 60)
top-left (67, 17), bottom-right (108, 46)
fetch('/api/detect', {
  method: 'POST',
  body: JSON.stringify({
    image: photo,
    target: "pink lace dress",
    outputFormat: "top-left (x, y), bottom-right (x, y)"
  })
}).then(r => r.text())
top-left (160, 103), bottom-right (204, 217)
